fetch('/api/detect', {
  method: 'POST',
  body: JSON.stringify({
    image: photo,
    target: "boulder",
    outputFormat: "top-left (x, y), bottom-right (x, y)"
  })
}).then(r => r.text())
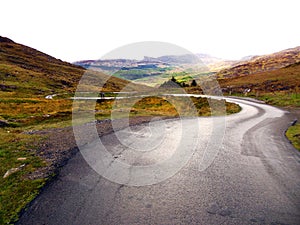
top-left (0, 120), bottom-right (9, 127)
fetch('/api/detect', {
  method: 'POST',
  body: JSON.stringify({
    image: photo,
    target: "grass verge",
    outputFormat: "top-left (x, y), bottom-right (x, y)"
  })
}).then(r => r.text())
top-left (0, 130), bottom-right (46, 224)
top-left (286, 122), bottom-right (300, 151)
top-left (257, 93), bottom-right (300, 107)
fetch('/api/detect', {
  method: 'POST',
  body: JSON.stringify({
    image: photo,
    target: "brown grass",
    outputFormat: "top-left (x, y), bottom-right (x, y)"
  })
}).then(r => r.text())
top-left (219, 62), bottom-right (300, 95)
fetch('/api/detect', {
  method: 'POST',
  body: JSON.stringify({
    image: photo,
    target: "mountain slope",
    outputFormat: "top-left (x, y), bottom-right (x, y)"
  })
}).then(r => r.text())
top-left (216, 46), bottom-right (300, 78)
top-left (0, 36), bottom-right (146, 97)
top-left (219, 62), bottom-right (300, 95)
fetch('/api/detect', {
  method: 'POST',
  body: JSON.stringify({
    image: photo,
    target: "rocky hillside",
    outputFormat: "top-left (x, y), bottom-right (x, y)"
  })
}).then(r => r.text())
top-left (216, 46), bottom-right (300, 78)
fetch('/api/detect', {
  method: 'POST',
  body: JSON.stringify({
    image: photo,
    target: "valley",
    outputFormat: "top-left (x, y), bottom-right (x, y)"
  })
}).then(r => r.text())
top-left (0, 36), bottom-right (299, 224)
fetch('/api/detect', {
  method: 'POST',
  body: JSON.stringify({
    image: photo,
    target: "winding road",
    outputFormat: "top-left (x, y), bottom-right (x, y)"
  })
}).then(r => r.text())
top-left (17, 97), bottom-right (300, 225)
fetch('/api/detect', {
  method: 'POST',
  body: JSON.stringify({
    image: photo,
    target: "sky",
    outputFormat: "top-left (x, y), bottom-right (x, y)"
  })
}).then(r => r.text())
top-left (1, 0), bottom-right (300, 62)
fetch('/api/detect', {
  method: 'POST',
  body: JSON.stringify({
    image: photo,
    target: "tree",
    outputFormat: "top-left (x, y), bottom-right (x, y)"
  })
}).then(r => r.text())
top-left (191, 79), bottom-right (197, 87)
top-left (171, 76), bottom-right (177, 82)
top-left (159, 76), bottom-right (181, 88)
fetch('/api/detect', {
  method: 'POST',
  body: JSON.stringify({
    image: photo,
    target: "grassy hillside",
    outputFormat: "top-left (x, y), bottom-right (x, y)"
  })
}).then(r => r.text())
top-left (216, 46), bottom-right (300, 79)
top-left (0, 36), bottom-right (147, 98)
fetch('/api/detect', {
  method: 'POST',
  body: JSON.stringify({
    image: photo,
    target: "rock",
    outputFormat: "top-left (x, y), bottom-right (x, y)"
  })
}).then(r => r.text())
top-left (17, 157), bottom-right (27, 161)
top-left (291, 119), bottom-right (297, 126)
top-left (3, 164), bottom-right (26, 178)
top-left (0, 120), bottom-right (9, 127)
top-left (3, 168), bottom-right (20, 178)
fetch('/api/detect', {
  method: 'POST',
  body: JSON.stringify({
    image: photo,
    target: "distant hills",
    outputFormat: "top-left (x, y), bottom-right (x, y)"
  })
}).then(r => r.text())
top-left (0, 36), bottom-right (146, 97)
top-left (73, 53), bottom-right (232, 84)
top-left (74, 54), bottom-right (203, 69)
top-left (74, 53), bottom-right (231, 73)
top-left (74, 46), bottom-right (300, 89)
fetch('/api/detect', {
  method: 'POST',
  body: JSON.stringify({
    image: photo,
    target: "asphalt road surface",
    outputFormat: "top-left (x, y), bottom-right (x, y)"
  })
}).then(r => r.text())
top-left (18, 97), bottom-right (300, 225)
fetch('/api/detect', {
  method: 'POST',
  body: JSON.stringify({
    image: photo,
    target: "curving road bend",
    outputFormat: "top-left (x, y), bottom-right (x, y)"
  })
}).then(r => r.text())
top-left (17, 97), bottom-right (300, 225)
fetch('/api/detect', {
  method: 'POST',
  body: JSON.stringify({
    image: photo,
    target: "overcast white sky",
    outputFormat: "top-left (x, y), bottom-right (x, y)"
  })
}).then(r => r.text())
top-left (1, 0), bottom-right (299, 62)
